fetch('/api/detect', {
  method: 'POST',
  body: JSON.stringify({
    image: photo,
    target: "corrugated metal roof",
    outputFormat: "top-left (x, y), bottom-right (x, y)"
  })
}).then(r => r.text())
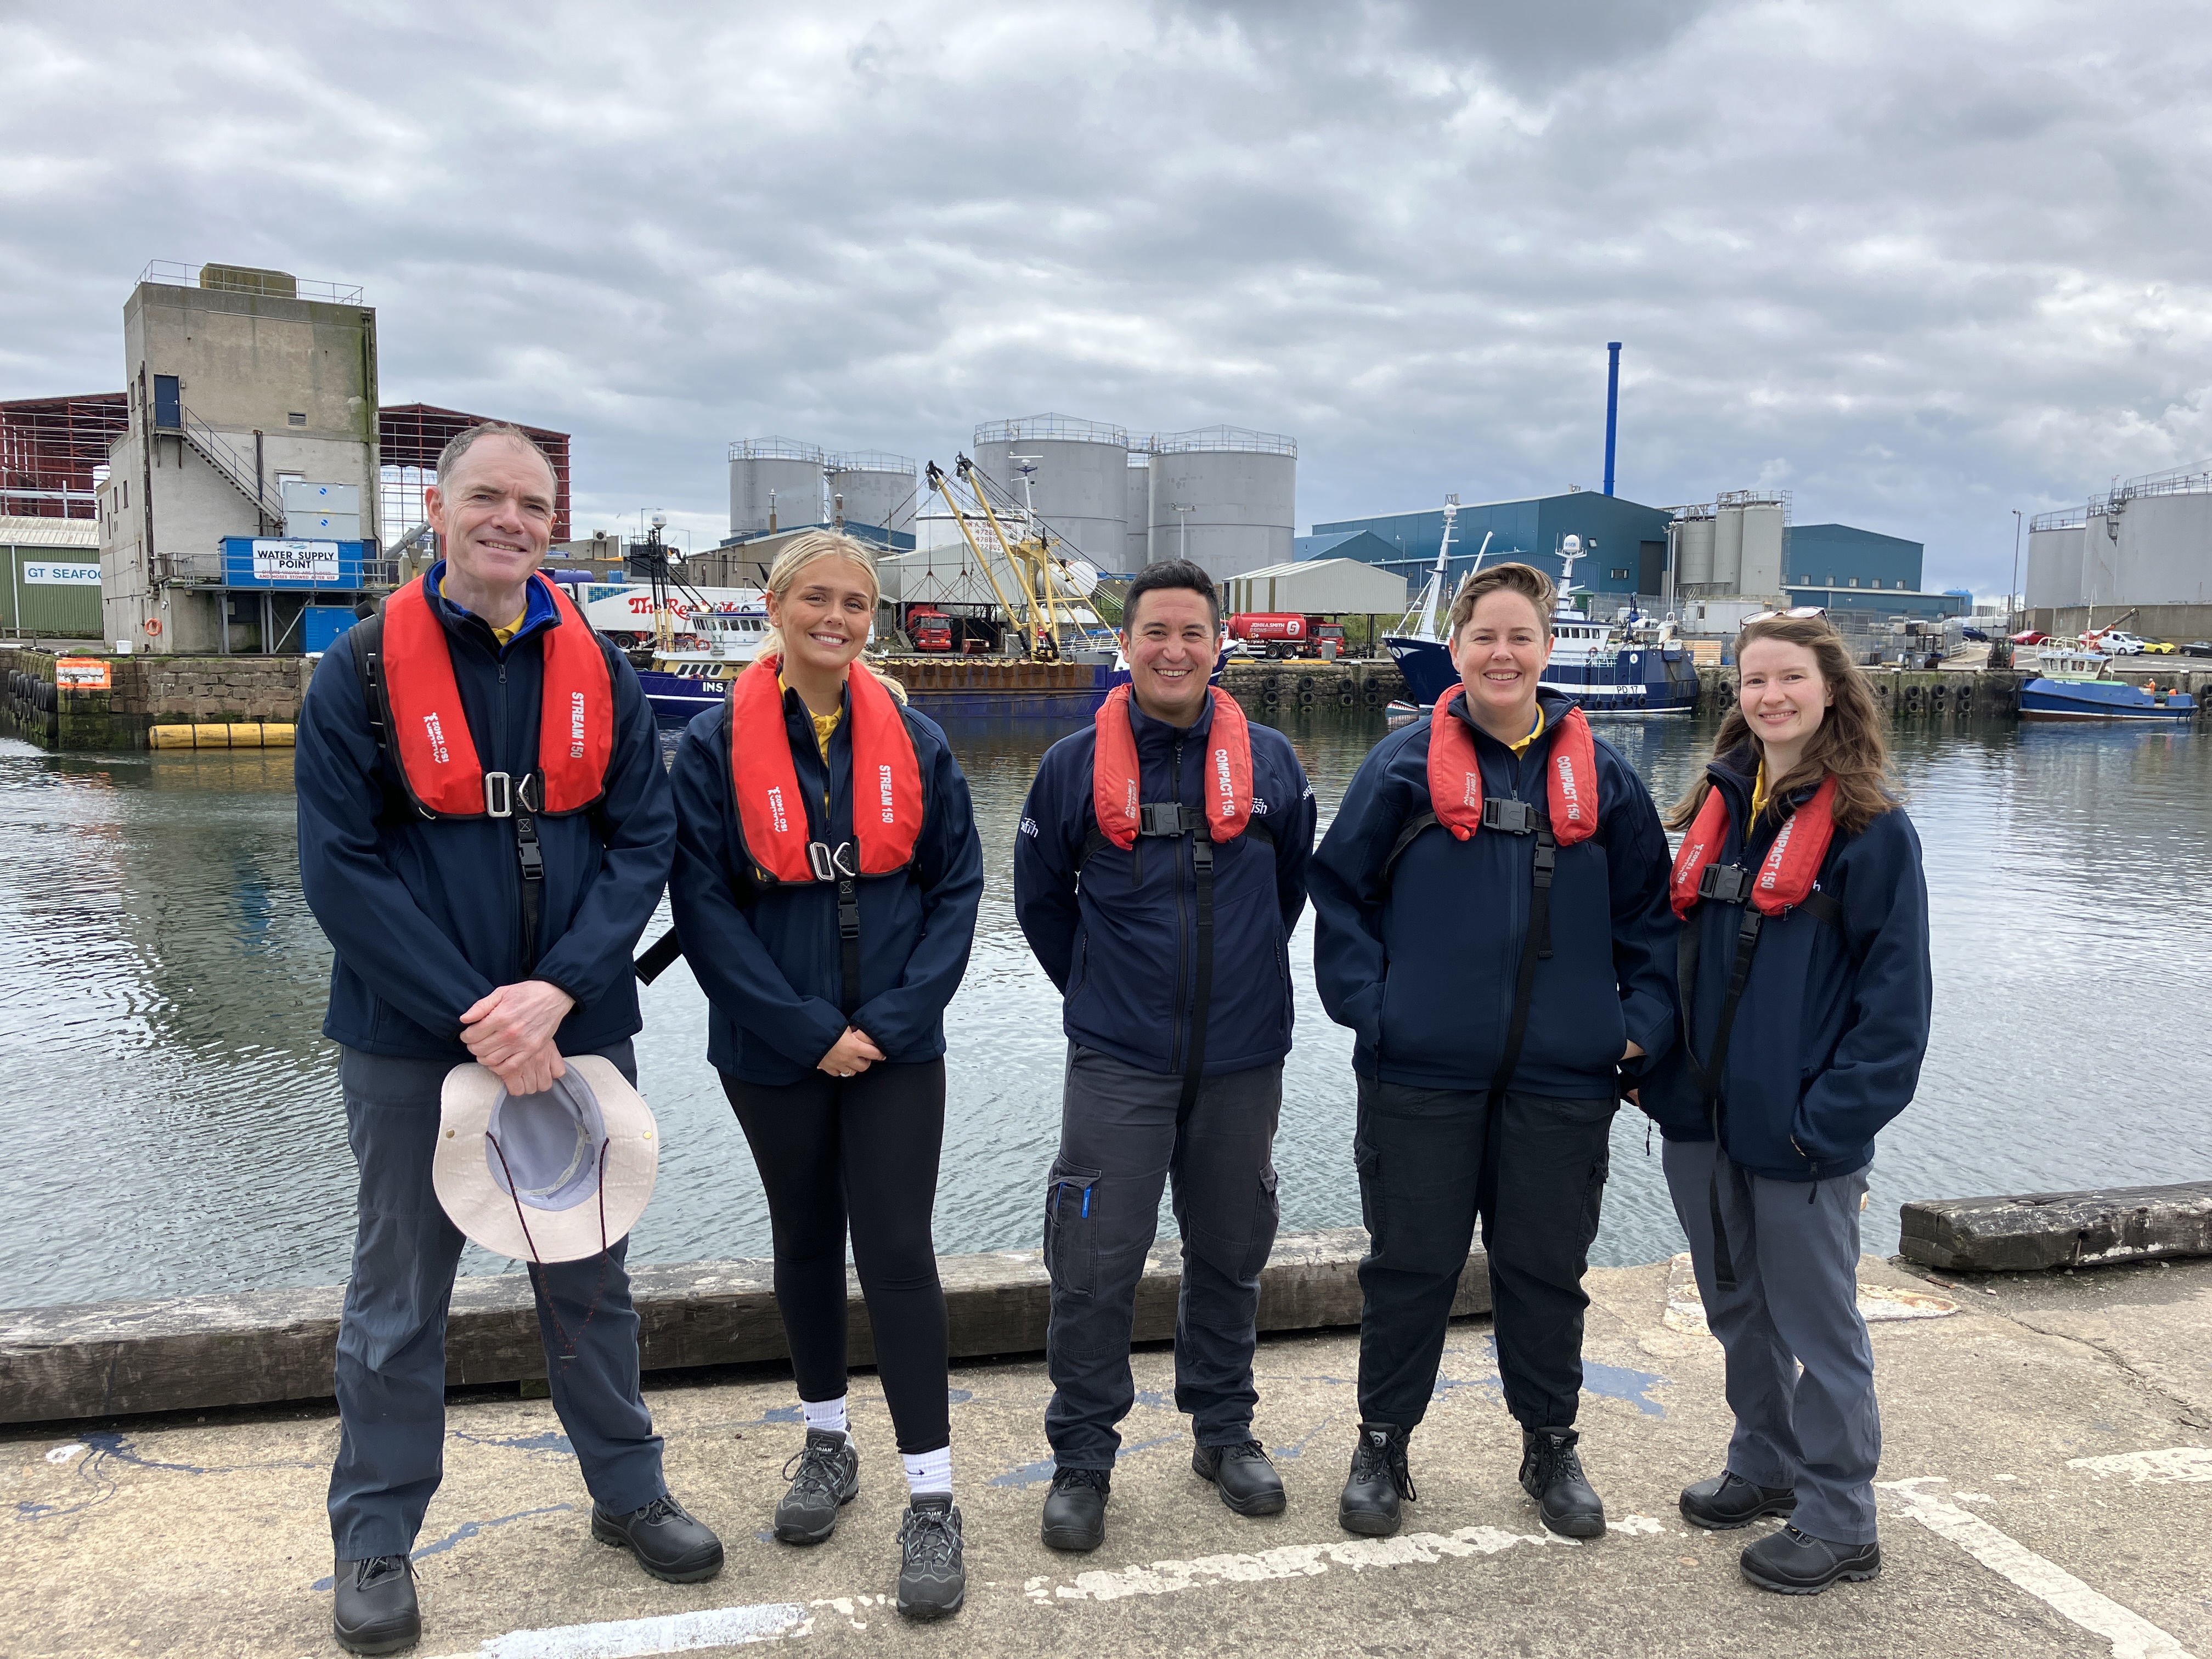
top-left (1220, 557), bottom-right (1407, 614)
top-left (0, 516), bottom-right (99, 548)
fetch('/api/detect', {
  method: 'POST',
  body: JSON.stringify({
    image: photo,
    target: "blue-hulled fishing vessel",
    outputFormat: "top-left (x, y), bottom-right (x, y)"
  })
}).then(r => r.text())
top-left (2020, 643), bottom-right (2196, 723)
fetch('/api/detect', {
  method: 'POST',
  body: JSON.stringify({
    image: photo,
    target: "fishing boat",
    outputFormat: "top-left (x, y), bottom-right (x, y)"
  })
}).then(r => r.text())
top-left (2020, 642), bottom-right (2196, 723)
top-left (636, 603), bottom-right (771, 726)
top-left (1384, 505), bottom-right (1700, 715)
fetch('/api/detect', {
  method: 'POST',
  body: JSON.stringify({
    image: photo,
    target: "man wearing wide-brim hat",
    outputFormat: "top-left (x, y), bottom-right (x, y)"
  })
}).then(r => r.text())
top-left (296, 424), bottom-right (719, 1656)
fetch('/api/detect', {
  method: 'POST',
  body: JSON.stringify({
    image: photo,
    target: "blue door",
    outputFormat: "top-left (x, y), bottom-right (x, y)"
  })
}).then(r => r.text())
top-left (154, 375), bottom-right (180, 430)
top-left (302, 607), bottom-right (360, 654)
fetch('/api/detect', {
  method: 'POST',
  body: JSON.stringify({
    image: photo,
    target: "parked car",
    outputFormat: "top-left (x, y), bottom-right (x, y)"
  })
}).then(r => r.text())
top-left (1961, 626), bottom-right (1990, 642)
top-left (2183, 642), bottom-right (2212, 657)
top-left (2010, 630), bottom-right (2047, 645)
top-left (2142, 640), bottom-right (2178, 654)
top-left (2095, 630), bottom-right (2147, 655)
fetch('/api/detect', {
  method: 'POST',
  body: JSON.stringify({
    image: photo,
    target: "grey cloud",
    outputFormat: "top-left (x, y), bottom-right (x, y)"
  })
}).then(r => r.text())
top-left (4, 0), bottom-right (2211, 590)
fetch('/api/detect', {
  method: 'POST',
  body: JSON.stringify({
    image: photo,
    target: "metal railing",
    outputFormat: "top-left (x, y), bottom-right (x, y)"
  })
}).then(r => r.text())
top-left (827, 449), bottom-right (917, 475)
top-left (1141, 424), bottom-right (1298, 458)
top-left (137, 260), bottom-right (365, 305)
top-left (2029, 507), bottom-right (2089, 532)
top-left (729, 436), bottom-right (827, 463)
top-left (169, 405), bottom-right (290, 525)
top-left (974, 414), bottom-right (1131, 447)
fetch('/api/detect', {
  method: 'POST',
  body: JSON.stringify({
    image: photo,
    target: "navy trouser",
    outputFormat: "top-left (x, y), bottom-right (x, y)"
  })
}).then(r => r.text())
top-left (1662, 1136), bottom-right (1880, 1545)
top-left (1355, 1077), bottom-right (1615, 1435)
top-left (328, 1043), bottom-right (667, 1560)
top-left (1043, 1045), bottom-right (1283, 1469)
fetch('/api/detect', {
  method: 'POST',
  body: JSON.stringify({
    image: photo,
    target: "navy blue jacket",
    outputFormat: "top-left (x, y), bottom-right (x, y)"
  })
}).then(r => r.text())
top-left (1310, 691), bottom-right (1678, 1100)
top-left (296, 570), bottom-right (673, 1060)
top-left (667, 681), bottom-right (983, 1085)
top-left (1641, 749), bottom-right (1931, 1181)
top-left (1014, 695), bottom-right (1317, 1077)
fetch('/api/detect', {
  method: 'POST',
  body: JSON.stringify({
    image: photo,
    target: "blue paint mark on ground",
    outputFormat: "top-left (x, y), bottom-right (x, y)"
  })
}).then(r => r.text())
top-left (947, 1389), bottom-right (975, 1406)
top-left (453, 1430), bottom-right (575, 1457)
top-left (1133, 1389), bottom-right (1171, 1409)
top-left (989, 1435), bottom-right (1178, 1488)
top-left (16, 1431), bottom-right (319, 1523)
top-left (1271, 1413), bottom-right (1346, 1460)
top-left (311, 1505), bottom-right (575, 1589)
top-left (1581, 1359), bottom-right (1669, 1417)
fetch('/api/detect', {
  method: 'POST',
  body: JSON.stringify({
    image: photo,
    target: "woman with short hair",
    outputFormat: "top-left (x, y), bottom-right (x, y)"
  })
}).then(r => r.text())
top-left (665, 532), bottom-right (983, 1621)
top-left (1643, 611), bottom-right (1931, 1595)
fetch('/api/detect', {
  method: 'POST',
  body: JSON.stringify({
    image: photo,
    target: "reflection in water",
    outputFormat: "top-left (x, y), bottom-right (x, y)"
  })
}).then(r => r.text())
top-left (0, 713), bottom-right (2206, 1308)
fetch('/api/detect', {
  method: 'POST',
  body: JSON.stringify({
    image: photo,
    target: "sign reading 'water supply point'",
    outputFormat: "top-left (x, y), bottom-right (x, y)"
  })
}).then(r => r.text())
top-left (251, 540), bottom-right (340, 583)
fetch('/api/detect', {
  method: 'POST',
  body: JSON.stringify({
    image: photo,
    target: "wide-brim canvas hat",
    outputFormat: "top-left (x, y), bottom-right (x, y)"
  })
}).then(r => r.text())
top-left (432, 1056), bottom-right (658, 1263)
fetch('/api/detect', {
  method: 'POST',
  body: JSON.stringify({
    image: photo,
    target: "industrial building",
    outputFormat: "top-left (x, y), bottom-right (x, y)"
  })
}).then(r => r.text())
top-left (1, 263), bottom-right (575, 655)
top-left (2027, 460), bottom-right (2212, 639)
top-left (970, 414), bottom-right (1298, 581)
top-left (1311, 490), bottom-right (1672, 602)
top-left (0, 516), bottom-right (102, 637)
top-left (1218, 558), bottom-right (1406, 620)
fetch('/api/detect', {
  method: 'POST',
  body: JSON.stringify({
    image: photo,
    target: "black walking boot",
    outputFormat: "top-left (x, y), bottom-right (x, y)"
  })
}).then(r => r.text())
top-left (591, 1493), bottom-right (725, 1583)
top-left (332, 1554), bottom-right (419, 1656)
top-left (1520, 1429), bottom-right (1605, 1539)
top-left (894, 1496), bottom-right (966, 1620)
top-left (1040, 1466), bottom-right (1111, 1552)
top-left (1740, 1525), bottom-right (1882, 1594)
top-left (1680, 1470), bottom-right (1797, 1531)
top-left (1338, 1423), bottom-right (1416, 1537)
top-left (772, 1430), bottom-right (860, 1544)
top-left (1192, 1440), bottom-right (1287, 1516)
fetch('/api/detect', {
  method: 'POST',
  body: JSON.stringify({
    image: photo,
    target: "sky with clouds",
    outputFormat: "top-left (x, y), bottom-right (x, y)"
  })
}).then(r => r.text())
top-left (5, 0), bottom-right (2210, 594)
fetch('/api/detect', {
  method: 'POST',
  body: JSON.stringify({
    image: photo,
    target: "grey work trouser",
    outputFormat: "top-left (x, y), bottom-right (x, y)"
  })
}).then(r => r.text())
top-left (328, 1043), bottom-right (667, 1560)
top-left (1042, 1045), bottom-right (1283, 1469)
top-left (1663, 1136), bottom-right (1880, 1544)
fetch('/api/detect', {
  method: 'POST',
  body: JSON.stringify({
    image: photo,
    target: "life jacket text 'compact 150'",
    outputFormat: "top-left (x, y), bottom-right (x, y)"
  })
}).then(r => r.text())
top-left (352, 571), bottom-right (617, 978)
top-left (1081, 683), bottom-right (1268, 1111)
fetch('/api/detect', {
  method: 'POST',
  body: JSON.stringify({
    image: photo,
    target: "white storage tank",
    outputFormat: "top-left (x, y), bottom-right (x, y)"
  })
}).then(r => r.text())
top-left (1676, 513), bottom-right (1716, 586)
top-left (2024, 518), bottom-right (2085, 610)
top-left (1143, 426), bottom-right (1296, 580)
top-left (827, 450), bottom-right (916, 541)
top-left (1125, 451), bottom-right (1152, 571)
top-left (1739, 503), bottom-right (1785, 595)
top-left (729, 437), bottom-right (826, 537)
top-left (972, 414), bottom-right (1130, 567)
top-left (1712, 504), bottom-right (1744, 590)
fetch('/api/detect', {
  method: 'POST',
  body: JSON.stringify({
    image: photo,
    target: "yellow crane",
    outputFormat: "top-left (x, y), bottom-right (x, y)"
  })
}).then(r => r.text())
top-left (924, 458), bottom-right (1093, 658)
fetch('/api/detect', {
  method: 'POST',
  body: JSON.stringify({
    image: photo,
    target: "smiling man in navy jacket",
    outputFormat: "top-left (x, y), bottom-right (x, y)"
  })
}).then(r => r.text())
top-left (1310, 560), bottom-right (1677, 1542)
top-left (1014, 558), bottom-right (1317, 1554)
top-left (296, 425), bottom-right (719, 1656)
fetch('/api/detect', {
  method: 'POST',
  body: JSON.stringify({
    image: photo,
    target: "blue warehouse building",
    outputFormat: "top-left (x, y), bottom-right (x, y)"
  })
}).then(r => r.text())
top-left (1308, 492), bottom-right (1674, 602)
top-left (1780, 524), bottom-right (1963, 620)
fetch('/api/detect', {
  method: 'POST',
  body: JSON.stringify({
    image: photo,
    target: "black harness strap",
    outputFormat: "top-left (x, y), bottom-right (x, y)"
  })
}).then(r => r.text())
top-left (1482, 803), bottom-right (1556, 1109)
top-left (1678, 860), bottom-right (1847, 1289)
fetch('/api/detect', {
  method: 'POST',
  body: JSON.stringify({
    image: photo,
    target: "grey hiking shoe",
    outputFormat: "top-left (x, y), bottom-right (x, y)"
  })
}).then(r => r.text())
top-left (774, 1429), bottom-right (859, 1544)
top-left (894, 1496), bottom-right (966, 1620)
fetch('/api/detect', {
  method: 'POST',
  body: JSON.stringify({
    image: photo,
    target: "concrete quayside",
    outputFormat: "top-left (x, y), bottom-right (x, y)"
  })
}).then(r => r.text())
top-left (5, 1186), bottom-right (2212, 1656)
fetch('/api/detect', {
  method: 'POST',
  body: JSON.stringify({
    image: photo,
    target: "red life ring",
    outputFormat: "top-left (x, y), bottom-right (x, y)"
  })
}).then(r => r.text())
top-left (144, 617), bottom-right (163, 636)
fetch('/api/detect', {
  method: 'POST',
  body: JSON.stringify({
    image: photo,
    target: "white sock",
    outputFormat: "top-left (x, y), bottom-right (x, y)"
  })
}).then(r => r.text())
top-left (801, 1396), bottom-right (849, 1443)
top-left (901, 1444), bottom-right (953, 1500)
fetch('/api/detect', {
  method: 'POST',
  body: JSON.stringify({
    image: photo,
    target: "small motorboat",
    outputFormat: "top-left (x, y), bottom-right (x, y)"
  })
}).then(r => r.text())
top-left (2019, 643), bottom-right (2196, 722)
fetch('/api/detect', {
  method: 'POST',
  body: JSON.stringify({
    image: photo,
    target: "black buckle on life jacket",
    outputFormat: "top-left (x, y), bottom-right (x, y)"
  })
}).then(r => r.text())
top-left (1138, 802), bottom-right (1197, 836)
top-left (1482, 797), bottom-right (1543, 835)
top-left (1698, 864), bottom-right (1754, 905)
top-left (484, 771), bottom-right (514, 819)
top-left (807, 840), bottom-right (860, 882)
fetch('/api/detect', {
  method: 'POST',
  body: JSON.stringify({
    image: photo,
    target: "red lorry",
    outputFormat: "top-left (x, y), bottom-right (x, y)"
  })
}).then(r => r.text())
top-left (1227, 613), bottom-right (1349, 659)
top-left (906, 607), bottom-right (955, 652)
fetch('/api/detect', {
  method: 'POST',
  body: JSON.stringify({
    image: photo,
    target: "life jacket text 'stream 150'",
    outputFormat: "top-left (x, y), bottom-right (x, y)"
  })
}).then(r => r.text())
top-left (727, 652), bottom-right (924, 883)
top-left (1669, 775), bottom-right (1840, 917)
top-left (1091, 684), bottom-right (1255, 848)
top-left (380, 572), bottom-right (614, 817)
top-left (1426, 684), bottom-right (1600, 846)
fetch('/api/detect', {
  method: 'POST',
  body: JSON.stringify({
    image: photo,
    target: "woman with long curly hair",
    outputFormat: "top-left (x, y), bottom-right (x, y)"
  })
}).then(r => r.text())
top-left (1639, 612), bottom-right (1931, 1596)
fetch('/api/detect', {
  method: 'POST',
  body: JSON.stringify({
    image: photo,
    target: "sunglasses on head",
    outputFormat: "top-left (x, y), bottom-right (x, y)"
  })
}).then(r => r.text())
top-left (1742, 606), bottom-right (1827, 625)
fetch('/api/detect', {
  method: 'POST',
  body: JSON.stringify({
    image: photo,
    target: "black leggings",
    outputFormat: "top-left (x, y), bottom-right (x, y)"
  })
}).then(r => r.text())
top-left (721, 1058), bottom-right (951, 1454)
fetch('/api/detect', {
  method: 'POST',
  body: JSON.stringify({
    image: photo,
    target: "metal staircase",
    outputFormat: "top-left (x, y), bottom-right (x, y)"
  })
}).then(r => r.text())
top-left (162, 405), bottom-right (289, 528)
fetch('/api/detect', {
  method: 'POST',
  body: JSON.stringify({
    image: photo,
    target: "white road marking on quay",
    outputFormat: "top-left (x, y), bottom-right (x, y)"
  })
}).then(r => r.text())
top-left (416, 1599), bottom-right (811, 1659)
top-left (1023, 1514), bottom-right (1673, 1604)
top-left (1880, 1478), bottom-right (2195, 1659)
top-left (2068, 1446), bottom-right (2212, 1485)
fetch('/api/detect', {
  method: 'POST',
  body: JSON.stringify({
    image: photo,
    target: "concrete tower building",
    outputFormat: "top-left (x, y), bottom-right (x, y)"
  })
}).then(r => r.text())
top-left (100, 263), bottom-right (381, 653)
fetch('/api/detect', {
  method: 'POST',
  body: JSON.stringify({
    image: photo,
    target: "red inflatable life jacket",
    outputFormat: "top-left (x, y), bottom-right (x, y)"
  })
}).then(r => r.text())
top-left (1670, 775), bottom-right (1839, 917)
top-left (1425, 685), bottom-right (1600, 847)
top-left (378, 571), bottom-right (613, 817)
top-left (726, 652), bottom-right (924, 883)
top-left (1091, 684), bottom-right (1255, 848)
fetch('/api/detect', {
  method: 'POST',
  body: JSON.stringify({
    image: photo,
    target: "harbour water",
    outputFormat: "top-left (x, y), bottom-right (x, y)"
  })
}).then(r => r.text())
top-left (3, 709), bottom-right (2208, 1311)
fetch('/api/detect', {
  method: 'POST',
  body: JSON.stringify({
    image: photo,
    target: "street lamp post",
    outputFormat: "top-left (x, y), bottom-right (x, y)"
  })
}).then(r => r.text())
top-left (2010, 509), bottom-right (2023, 635)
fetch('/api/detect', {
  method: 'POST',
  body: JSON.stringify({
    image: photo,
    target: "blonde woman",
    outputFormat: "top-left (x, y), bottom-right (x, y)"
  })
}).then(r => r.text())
top-left (665, 533), bottom-right (983, 1620)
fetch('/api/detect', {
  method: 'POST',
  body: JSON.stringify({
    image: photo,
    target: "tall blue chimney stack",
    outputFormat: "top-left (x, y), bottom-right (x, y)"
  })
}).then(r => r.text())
top-left (1603, 342), bottom-right (1622, 496)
